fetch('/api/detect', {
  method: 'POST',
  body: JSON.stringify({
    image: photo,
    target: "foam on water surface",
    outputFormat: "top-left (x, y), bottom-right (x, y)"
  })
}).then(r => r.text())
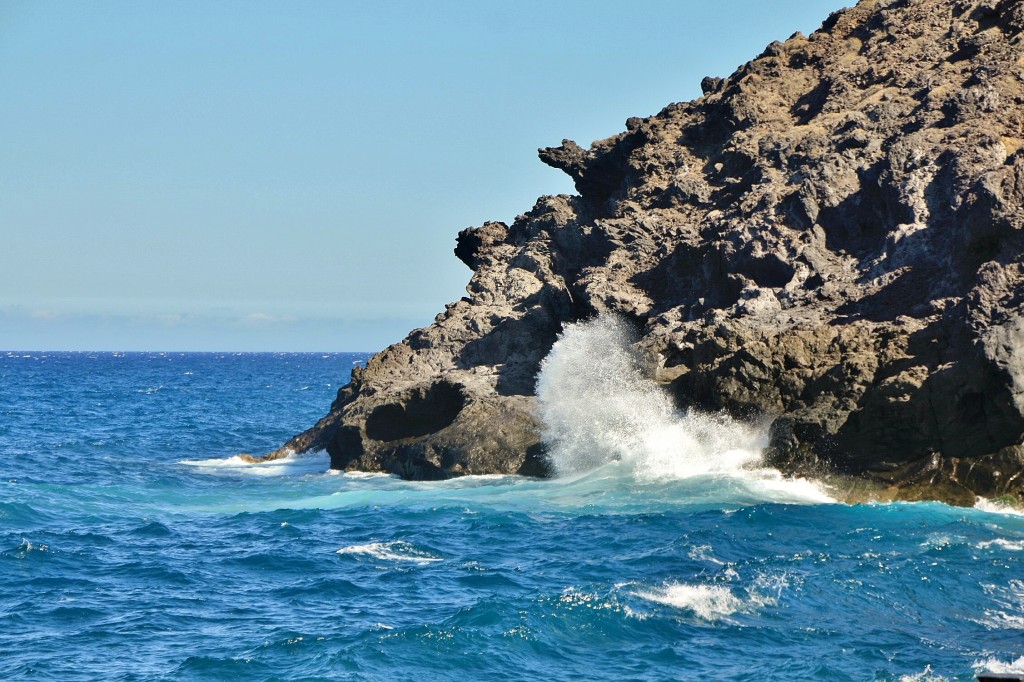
top-left (977, 538), bottom-right (1024, 551)
top-left (178, 450), bottom-right (330, 476)
top-left (336, 541), bottom-right (443, 565)
top-left (975, 655), bottom-right (1024, 676)
top-left (633, 582), bottom-right (745, 620)
top-left (975, 497), bottom-right (1024, 517)
top-left (536, 315), bottom-right (834, 504)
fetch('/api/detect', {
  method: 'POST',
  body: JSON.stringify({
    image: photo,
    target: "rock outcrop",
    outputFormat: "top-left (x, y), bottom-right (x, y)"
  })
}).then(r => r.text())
top-left (263, 0), bottom-right (1024, 504)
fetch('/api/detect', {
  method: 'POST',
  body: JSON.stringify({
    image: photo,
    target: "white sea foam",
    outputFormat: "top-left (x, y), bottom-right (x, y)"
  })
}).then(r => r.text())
top-left (335, 470), bottom-right (398, 480)
top-left (975, 655), bottom-right (1024, 675)
top-left (977, 538), bottom-right (1024, 551)
top-left (975, 497), bottom-right (1024, 516)
top-left (536, 315), bottom-right (834, 503)
top-left (634, 582), bottom-right (744, 620)
top-left (976, 579), bottom-right (1024, 630)
top-left (983, 612), bottom-right (1024, 629)
top-left (688, 544), bottom-right (724, 564)
top-left (336, 541), bottom-right (442, 565)
top-left (178, 450), bottom-right (330, 476)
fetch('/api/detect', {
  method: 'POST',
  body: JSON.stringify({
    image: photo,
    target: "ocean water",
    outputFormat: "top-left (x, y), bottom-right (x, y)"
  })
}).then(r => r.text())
top-left (2, 329), bottom-right (1024, 680)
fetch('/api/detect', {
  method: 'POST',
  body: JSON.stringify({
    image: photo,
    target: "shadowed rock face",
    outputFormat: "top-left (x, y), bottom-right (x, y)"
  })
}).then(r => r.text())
top-left (265, 0), bottom-right (1024, 504)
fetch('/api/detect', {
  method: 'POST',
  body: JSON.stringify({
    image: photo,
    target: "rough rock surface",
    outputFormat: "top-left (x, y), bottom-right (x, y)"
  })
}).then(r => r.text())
top-left (264, 0), bottom-right (1024, 504)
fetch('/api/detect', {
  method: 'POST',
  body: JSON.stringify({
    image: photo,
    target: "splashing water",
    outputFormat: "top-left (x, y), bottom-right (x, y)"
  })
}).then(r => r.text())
top-left (536, 316), bottom-right (796, 485)
top-left (633, 582), bottom-right (745, 621)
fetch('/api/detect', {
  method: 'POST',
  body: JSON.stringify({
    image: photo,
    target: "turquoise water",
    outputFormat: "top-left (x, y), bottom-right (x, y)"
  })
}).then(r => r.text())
top-left (2, 351), bottom-right (1024, 681)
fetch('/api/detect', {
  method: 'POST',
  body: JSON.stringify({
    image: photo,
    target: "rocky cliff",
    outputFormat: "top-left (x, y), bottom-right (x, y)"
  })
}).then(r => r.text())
top-left (261, 0), bottom-right (1024, 505)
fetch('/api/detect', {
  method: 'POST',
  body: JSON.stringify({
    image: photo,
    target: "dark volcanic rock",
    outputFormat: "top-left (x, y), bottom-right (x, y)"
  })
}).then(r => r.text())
top-left (262, 0), bottom-right (1024, 504)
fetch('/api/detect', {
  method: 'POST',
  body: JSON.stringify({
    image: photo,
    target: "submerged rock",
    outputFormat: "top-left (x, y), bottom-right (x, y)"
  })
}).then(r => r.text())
top-left (263, 0), bottom-right (1024, 504)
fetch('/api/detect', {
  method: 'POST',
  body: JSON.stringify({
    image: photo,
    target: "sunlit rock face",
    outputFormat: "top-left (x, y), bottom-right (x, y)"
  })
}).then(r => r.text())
top-left (267, 0), bottom-right (1024, 504)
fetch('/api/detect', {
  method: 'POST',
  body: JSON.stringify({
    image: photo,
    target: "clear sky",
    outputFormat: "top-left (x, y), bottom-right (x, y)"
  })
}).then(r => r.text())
top-left (1, 0), bottom-right (842, 351)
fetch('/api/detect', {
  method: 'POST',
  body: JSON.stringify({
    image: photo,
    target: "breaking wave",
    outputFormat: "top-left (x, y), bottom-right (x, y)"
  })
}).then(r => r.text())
top-left (178, 450), bottom-right (330, 476)
top-left (634, 582), bottom-right (745, 620)
top-left (336, 541), bottom-right (443, 565)
top-left (975, 655), bottom-right (1024, 677)
top-left (536, 315), bottom-right (832, 502)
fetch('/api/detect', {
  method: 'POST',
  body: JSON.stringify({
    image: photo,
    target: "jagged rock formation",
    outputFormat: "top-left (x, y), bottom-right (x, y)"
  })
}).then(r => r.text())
top-left (265, 0), bottom-right (1024, 504)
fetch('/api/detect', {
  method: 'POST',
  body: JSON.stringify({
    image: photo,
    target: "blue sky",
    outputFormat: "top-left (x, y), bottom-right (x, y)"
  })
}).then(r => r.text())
top-left (1, 0), bottom-right (841, 351)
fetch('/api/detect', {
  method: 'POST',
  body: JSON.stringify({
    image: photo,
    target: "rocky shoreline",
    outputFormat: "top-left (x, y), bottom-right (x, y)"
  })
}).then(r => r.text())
top-left (258, 0), bottom-right (1024, 506)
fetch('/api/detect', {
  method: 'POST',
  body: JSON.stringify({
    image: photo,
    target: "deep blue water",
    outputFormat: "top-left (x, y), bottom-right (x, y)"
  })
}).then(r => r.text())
top-left (2, 351), bottom-right (1024, 681)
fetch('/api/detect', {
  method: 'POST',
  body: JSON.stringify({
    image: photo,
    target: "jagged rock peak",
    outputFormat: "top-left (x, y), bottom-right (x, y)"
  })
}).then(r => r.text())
top-left (262, 0), bottom-right (1024, 505)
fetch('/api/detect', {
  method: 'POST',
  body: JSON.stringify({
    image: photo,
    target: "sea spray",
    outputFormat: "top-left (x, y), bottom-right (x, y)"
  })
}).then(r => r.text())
top-left (536, 315), bottom-right (766, 480)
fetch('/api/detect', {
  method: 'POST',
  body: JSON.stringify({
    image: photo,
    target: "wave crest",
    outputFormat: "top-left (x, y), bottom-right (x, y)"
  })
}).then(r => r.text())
top-left (536, 316), bottom-right (832, 503)
top-left (537, 315), bottom-right (764, 480)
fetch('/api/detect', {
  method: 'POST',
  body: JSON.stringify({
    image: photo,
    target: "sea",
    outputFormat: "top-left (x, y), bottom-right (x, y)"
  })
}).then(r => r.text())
top-left (3, 318), bottom-right (1024, 681)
